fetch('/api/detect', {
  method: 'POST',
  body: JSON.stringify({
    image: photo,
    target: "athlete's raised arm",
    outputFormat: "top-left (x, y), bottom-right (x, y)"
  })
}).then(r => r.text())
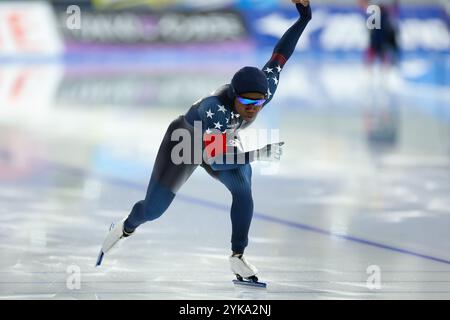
top-left (262, 0), bottom-right (312, 105)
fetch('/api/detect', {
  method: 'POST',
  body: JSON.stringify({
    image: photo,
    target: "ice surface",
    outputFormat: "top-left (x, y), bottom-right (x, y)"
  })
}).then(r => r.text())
top-left (0, 60), bottom-right (449, 300)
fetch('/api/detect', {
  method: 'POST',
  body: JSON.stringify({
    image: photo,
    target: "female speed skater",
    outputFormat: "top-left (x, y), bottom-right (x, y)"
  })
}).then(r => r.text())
top-left (97, 0), bottom-right (312, 287)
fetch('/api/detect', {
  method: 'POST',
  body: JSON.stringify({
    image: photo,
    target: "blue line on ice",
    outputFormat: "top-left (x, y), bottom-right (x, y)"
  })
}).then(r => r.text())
top-left (51, 162), bottom-right (450, 266)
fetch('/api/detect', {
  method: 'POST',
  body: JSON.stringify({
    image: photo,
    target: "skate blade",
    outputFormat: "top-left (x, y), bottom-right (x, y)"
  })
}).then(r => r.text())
top-left (95, 250), bottom-right (104, 267)
top-left (95, 222), bottom-right (116, 267)
top-left (233, 279), bottom-right (267, 289)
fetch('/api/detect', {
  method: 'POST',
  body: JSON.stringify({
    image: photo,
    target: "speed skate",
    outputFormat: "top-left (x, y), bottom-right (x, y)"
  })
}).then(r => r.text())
top-left (230, 254), bottom-right (267, 289)
top-left (95, 218), bottom-right (133, 267)
top-left (232, 275), bottom-right (267, 289)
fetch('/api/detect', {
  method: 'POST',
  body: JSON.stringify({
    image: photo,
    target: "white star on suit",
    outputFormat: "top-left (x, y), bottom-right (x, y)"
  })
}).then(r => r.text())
top-left (206, 128), bottom-right (212, 134)
top-left (218, 105), bottom-right (227, 113)
top-left (264, 67), bottom-right (274, 74)
top-left (214, 121), bottom-right (223, 130)
top-left (231, 112), bottom-right (235, 119)
top-left (268, 88), bottom-right (272, 98)
top-left (235, 113), bottom-right (240, 118)
top-left (226, 118), bottom-right (229, 124)
top-left (206, 109), bottom-right (215, 119)
top-left (276, 65), bottom-right (282, 73)
top-left (272, 77), bottom-right (279, 85)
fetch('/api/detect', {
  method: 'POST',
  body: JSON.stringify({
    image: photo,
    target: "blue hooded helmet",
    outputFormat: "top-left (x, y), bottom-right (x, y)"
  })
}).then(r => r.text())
top-left (231, 66), bottom-right (269, 96)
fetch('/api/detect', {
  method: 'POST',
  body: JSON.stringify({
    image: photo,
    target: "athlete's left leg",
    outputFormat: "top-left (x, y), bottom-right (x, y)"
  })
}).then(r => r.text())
top-left (203, 164), bottom-right (254, 254)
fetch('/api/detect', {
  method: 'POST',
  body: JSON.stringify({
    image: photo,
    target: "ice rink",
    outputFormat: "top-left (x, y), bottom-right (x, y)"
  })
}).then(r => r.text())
top-left (0, 56), bottom-right (450, 300)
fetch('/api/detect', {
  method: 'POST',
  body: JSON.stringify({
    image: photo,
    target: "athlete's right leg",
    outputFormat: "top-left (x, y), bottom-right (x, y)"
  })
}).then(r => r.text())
top-left (124, 177), bottom-right (176, 232)
top-left (97, 175), bottom-right (176, 266)
top-left (97, 116), bottom-right (197, 265)
top-left (123, 116), bottom-right (198, 233)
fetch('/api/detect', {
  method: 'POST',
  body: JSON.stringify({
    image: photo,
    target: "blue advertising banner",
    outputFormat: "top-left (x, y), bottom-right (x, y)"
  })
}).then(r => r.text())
top-left (245, 5), bottom-right (450, 54)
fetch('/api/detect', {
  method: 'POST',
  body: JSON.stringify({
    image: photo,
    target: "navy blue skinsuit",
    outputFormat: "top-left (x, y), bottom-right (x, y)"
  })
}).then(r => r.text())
top-left (125, 5), bottom-right (311, 254)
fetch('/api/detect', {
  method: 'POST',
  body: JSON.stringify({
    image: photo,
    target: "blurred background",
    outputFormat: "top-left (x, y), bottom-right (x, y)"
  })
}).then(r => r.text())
top-left (0, 0), bottom-right (449, 299)
top-left (1, 0), bottom-right (449, 171)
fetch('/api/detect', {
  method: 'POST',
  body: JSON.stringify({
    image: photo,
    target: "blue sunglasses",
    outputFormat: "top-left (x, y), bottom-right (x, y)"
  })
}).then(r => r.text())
top-left (237, 96), bottom-right (267, 107)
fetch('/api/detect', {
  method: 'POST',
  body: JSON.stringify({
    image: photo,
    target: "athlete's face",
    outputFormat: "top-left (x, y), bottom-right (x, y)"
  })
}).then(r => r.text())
top-left (234, 92), bottom-right (266, 122)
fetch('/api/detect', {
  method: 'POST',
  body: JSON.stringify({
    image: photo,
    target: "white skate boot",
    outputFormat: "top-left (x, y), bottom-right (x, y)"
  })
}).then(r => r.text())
top-left (229, 254), bottom-right (266, 288)
top-left (95, 218), bottom-right (134, 267)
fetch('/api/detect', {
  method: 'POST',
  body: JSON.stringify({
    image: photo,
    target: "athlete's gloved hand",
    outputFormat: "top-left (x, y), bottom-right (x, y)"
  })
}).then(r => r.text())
top-left (256, 142), bottom-right (285, 162)
top-left (292, 0), bottom-right (312, 21)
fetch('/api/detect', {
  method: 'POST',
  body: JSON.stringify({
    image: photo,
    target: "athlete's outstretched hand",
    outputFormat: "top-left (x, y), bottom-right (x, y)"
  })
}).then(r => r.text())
top-left (292, 0), bottom-right (312, 21)
top-left (256, 142), bottom-right (285, 162)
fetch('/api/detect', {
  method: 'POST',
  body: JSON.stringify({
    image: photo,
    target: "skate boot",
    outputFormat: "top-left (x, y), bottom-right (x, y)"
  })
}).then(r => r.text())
top-left (95, 218), bottom-right (134, 267)
top-left (229, 254), bottom-right (267, 288)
